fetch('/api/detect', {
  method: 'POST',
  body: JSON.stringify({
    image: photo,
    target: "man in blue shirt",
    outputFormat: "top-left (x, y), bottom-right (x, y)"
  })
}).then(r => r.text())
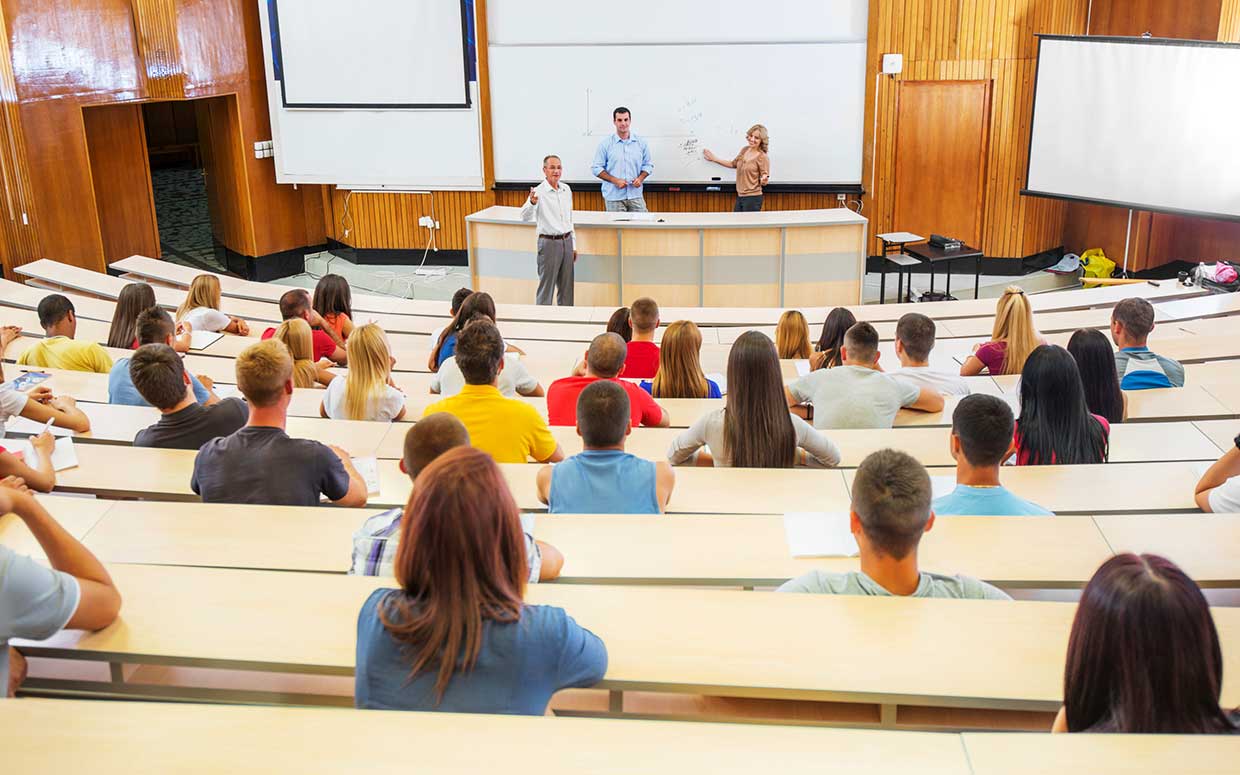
top-left (109, 306), bottom-right (217, 407)
top-left (1110, 297), bottom-right (1185, 390)
top-left (591, 106), bottom-right (653, 212)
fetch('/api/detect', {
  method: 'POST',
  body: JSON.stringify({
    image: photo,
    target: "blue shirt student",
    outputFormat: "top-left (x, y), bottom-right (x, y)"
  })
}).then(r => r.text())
top-left (548, 449), bottom-right (660, 514)
top-left (108, 357), bottom-right (210, 407)
top-left (639, 378), bottom-right (723, 399)
top-left (355, 590), bottom-right (607, 715)
top-left (932, 484), bottom-right (1054, 517)
top-left (591, 134), bottom-right (654, 202)
top-left (1114, 346), bottom-right (1185, 390)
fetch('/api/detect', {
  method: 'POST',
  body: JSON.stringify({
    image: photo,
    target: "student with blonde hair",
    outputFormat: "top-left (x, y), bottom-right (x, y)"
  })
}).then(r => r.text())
top-left (641, 320), bottom-right (721, 399)
top-left (775, 310), bottom-right (813, 360)
top-left (320, 323), bottom-right (406, 422)
top-left (175, 275), bottom-right (249, 336)
top-left (273, 318), bottom-right (335, 389)
top-left (960, 286), bottom-right (1040, 376)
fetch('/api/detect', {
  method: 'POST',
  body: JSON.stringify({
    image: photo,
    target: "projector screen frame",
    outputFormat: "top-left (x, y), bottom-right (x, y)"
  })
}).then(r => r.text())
top-left (268, 0), bottom-right (474, 110)
top-left (1021, 34), bottom-right (1240, 223)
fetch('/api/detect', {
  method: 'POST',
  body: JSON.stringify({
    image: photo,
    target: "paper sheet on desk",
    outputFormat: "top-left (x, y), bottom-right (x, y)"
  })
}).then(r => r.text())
top-left (5, 417), bottom-right (75, 437)
top-left (17, 436), bottom-right (78, 471)
top-left (610, 213), bottom-right (658, 222)
top-left (794, 360), bottom-right (812, 377)
top-left (352, 456), bottom-right (381, 495)
top-left (189, 330), bottom-right (223, 351)
top-left (211, 384), bottom-right (242, 401)
top-left (783, 512), bottom-right (858, 558)
top-left (520, 514), bottom-right (535, 534)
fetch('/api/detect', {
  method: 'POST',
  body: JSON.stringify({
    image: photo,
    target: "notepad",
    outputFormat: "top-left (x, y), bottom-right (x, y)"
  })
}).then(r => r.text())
top-left (5, 416), bottom-right (74, 437)
top-left (2, 371), bottom-right (50, 392)
top-left (189, 330), bottom-right (224, 351)
top-left (794, 359), bottom-right (812, 377)
top-left (782, 512), bottom-right (858, 558)
top-left (520, 513), bottom-right (535, 534)
top-left (930, 475), bottom-right (957, 501)
top-left (17, 436), bottom-right (79, 471)
top-left (352, 456), bottom-right (381, 495)
top-left (211, 384), bottom-right (242, 401)
top-left (610, 212), bottom-right (658, 222)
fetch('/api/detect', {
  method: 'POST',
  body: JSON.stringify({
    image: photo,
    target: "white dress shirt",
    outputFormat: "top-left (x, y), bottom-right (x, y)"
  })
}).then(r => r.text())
top-left (520, 179), bottom-right (574, 237)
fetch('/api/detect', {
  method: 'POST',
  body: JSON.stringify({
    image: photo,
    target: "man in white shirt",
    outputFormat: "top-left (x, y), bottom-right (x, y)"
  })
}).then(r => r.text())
top-left (520, 155), bottom-right (575, 306)
top-left (888, 313), bottom-right (971, 397)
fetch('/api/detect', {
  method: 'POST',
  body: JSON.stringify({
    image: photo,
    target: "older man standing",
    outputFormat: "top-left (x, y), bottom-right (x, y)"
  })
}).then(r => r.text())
top-left (521, 154), bottom-right (575, 306)
top-left (591, 106), bottom-right (653, 212)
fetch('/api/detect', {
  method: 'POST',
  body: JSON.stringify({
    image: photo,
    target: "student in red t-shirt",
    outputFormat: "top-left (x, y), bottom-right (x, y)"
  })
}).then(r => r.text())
top-left (547, 333), bottom-right (669, 428)
top-left (260, 289), bottom-right (347, 365)
top-left (623, 297), bottom-right (661, 378)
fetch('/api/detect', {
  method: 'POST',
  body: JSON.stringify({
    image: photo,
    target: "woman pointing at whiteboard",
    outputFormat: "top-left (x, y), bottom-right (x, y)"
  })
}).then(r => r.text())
top-left (704, 124), bottom-right (770, 212)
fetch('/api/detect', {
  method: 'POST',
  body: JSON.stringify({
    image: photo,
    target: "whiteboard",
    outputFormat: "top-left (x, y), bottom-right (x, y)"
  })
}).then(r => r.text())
top-left (1026, 37), bottom-right (1240, 219)
top-left (489, 43), bottom-right (866, 185)
top-left (273, 0), bottom-right (469, 107)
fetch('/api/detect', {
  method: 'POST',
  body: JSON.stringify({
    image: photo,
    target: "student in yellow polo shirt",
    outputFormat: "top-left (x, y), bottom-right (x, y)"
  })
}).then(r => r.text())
top-left (423, 319), bottom-right (563, 465)
top-left (16, 295), bottom-right (113, 374)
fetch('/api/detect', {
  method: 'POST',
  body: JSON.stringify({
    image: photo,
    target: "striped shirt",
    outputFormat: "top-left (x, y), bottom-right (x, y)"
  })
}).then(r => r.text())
top-left (350, 508), bottom-right (542, 581)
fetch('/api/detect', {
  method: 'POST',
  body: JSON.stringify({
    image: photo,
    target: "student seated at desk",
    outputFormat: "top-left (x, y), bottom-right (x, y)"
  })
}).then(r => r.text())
top-left (192, 340), bottom-right (367, 507)
top-left (1014, 345), bottom-right (1109, 466)
top-left (3, 486), bottom-right (122, 697)
top-left (933, 395), bottom-right (1053, 516)
top-left (423, 321), bottom-right (563, 464)
top-left (355, 446), bottom-right (606, 715)
top-left (427, 292), bottom-right (523, 372)
top-left (605, 306), bottom-right (632, 341)
top-left (271, 318), bottom-right (335, 389)
top-left (785, 322), bottom-right (943, 429)
top-left (312, 273), bottom-right (354, 342)
top-left (775, 310), bottom-right (813, 360)
top-left (888, 313), bottom-right (970, 397)
top-left (261, 289), bottom-right (346, 366)
top-left (778, 449), bottom-right (1010, 599)
top-left (1067, 328), bottom-right (1126, 423)
top-left (110, 307), bottom-right (219, 407)
top-left (639, 320), bottom-right (721, 399)
top-left (811, 307), bottom-right (855, 370)
top-left (960, 286), bottom-right (1041, 376)
top-left (547, 333), bottom-right (667, 428)
top-left (1110, 297), bottom-right (1185, 389)
top-left (130, 344), bottom-right (248, 451)
top-left (624, 297), bottom-right (661, 378)
top-left (1053, 554), bottom-right (1238, 734)
top-left (1192, 433), bottom-right (1240, 512)
top-left (352, 413), bottom-right (563, 581)
top-left (669, 331), bottom-right (839, 468)
top-left (176, 275), bottom-right (250, 336)
top-left (108, 282), bottom-right (189, 352)
top-left (538, 380), bottom-right (674, 513)
top-left (426, 287), bottom-right (472, 350)
top-left (432, 316), bottom-right (543, 399)
top-left (16, 295), bottom-right (113, 374)
top-left (320, 324), bottom-right (406, 422)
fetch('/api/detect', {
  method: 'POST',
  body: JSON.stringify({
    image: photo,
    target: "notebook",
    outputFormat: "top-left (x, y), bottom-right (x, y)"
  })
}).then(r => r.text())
top-left (352, 456), bottom-right (381, 495)
top-left (782, 512), bottom-right (858, 558)
top-left (17, 436), bottom-right (79, 471)
top-left (5, 416), bottom-right (75, 437)
top-left (189, 330), bottom-right (224, 351)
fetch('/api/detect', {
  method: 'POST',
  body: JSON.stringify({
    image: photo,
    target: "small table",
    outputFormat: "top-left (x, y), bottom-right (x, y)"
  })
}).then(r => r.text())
top-left (902, 241), bottom-right (984, 301)
top-left (876, 232), bottom-right (924, 304)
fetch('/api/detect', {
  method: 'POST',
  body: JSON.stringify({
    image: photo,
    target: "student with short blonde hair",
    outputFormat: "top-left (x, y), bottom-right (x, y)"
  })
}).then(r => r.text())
top-left (273, 318), bottom-right (335, 389)
top-left (175, 275), bottom-right (249, 336)
top-left (960, 286), bottom-right (1040, 376)
top-left (775, 310), bottom-right (813, 360)
top-left (643, 320), bottom-right (720, 399)
top-left (320, 324), bottom-right (406, 421)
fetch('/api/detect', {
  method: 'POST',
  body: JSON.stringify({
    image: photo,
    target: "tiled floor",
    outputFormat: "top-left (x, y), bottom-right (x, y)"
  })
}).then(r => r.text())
top-left (152, 166), bottom-right (228, 274)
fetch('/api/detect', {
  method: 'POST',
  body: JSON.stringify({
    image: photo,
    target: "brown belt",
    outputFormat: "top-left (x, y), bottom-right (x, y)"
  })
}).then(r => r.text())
top-left (538, 232), bottom-right (572, 240)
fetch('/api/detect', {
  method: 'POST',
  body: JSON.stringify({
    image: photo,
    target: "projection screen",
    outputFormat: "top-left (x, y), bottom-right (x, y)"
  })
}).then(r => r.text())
top-left (1024, 36), bottom-right (1240, 220)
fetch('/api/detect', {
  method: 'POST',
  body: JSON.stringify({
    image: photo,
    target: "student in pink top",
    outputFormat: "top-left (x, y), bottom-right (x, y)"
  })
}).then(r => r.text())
top-left (960, 286), bottom-right (1042, 376)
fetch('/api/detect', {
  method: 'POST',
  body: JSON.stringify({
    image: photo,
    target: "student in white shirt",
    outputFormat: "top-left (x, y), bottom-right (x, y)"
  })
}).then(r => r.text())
top-left (175, 275), bottom-right (249, 335)
top-left (888, 313), bottom-right (971, 397)
top-left (521, 155), bottom-right (575, 306)
top-left (1194, 433), bottom-right (1240, 512)
top-left (320, 324), bottom-right (406, 422)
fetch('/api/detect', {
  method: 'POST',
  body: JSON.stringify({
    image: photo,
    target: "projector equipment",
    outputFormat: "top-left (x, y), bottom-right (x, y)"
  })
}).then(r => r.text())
top-left (929, 233), bottom-right (963, 250)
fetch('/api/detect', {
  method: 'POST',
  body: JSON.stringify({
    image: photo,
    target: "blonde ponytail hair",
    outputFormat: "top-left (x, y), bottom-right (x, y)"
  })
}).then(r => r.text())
top-left (343, 323), bottom-right (392, 420)
top-left (991, 286), bottom-right (1039, 375)
top-left (176, 275), bottom-right (222, 321)
top-left (273, 318), bottom-right (318, 388)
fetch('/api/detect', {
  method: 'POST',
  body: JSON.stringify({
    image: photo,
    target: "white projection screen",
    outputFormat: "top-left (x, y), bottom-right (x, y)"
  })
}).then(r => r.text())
top-left (1025, 36), bottom-right (1240, 220)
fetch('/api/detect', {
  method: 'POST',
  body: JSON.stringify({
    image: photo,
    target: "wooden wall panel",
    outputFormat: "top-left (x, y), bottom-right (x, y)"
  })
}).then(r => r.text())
top-left (0, 4), bottom-right (41, 271)
top-left (83, 103), bottom-right (160, 263)
top-left (1223, 0), bottom-right (1240, 41)
top-left (1088, 0), bottom-right (1223, 40)
top-left (195, 95), bottom-right (254, 256)
top-left (131, 0), bottom-right (187, 99)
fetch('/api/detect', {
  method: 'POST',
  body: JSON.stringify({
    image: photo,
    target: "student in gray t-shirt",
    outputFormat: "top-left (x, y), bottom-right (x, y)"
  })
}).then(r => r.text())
top-left (777, 448), bottom-right (1010, 600)
top-left (785, 321), bottom-right (944, 429)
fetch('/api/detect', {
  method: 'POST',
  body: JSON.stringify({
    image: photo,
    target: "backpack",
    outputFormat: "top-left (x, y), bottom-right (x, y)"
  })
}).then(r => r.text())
top-left (1080, 249), bottom-right (1115, 283)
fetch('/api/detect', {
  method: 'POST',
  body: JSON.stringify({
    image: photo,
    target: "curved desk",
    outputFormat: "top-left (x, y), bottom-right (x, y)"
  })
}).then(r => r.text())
top-left (466, 206), bottom-right (867, 308)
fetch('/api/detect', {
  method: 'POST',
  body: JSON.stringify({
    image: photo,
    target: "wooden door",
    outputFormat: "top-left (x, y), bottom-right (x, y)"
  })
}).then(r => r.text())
top-left (892, 81), bottom-right (990, 250)
top-left (83, 103), bottom-right (161, 262)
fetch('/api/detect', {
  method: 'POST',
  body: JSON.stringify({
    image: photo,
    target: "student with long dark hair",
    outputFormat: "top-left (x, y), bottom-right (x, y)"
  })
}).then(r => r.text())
top-left (1067, 328), bottom-right (1126, 424)
top-left (312, 273), bottom-right (354, 342)
top-left (1054, 553), bottom-right (1239, 734)
top-left (427, 291), bottom-right (497, 372)
top-left (355, 446), bottom-right (606, 714)
top-left (605, 307), bottom-right (632, 342)
top-left (1014, 345), bottom-right (1109, 465)
top-left (107, 282), bottom-right (168, 350)
top-left (812, 307), bottom-right (857, 370)
top-left (667, 331), bottom-right (839, 468)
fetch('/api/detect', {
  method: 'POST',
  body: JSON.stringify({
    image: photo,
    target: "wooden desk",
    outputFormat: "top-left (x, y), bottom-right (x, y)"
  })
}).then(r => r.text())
top-left (1192, 419), bottom-right (1238, 456)
top-left (0, 495), bottom-right (114, 559)
top-left (3, 699), bottom-right (974, 775)
top-left (1156, 291), bottom-right (1240, 322)
top-left (900, 241), bottom-right (983, 301)
top-left (1094, 514), bottom-right (1240, 588)
top-left (961, 732), bottom-right (1240, 775)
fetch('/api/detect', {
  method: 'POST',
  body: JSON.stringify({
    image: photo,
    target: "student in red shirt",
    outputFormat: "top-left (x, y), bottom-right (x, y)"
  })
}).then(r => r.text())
top-left (624, 297), bottom-right (661, 378)
top-left (547, 333), bottom-right (669, 428)
top-left (260, 289), bottom-right (347, 365)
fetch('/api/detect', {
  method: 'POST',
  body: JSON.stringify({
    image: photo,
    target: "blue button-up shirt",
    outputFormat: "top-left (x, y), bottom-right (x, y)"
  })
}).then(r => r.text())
top-left (591, 134), bottom-right (654, 201)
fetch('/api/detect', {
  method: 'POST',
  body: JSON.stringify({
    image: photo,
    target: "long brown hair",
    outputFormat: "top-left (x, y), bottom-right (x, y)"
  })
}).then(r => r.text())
top-left (379, 447), bottom-right (526, 701)
top-left (428, 291), bottom-right (496, 372)
top-left (108, 282), bottom-right (157, 348)
top-left (990, 286), bottom-right (1039, 375)
top-left (775, 310), bottom-right (812, 359)
top-left (724, 332), bottom-right (796, 467)
top-left (815, 307), bottom-right (857, 369)
top-left (312, 273), bottom-right (353, 321)
top-left (650, 320), bottom-right (711, 398)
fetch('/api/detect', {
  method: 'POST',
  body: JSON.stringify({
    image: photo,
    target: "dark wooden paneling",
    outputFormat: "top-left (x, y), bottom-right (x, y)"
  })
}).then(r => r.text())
top-left (1088, 0), bottom-right (1222, 39)
top-left (83, 103), bottom-right (160, 263)
top-left (131, 0), bottom-right (186, 98)
top-left (196, 95), bottom-right (254, 256)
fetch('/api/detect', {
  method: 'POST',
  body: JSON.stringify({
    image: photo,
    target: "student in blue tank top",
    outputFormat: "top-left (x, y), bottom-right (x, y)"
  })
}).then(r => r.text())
top-left (355, 446), bottom-right (606, 715)
top-left (536, 380), bottom-right (675, 513)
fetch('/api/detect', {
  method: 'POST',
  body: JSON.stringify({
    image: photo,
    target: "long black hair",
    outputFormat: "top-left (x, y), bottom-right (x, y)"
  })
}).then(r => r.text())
top-left (1016, 344), bottom-right (1108, 465)
top-left (1064, 553), bottom-right (1238, 733)
top-left (815, 307), bottom-right (856, 369)
top-left (605, 307), bottom-right (632, 342)
top-left (428, 292), bottom-right (496, 372)
top-left (723, 332), bottom-right (796, 468)
top-left (1067, 328), bottom-right (1123, 424)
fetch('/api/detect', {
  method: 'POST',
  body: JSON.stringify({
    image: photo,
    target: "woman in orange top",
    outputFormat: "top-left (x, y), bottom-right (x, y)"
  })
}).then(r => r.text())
top-left (704, 124), bottom-right (770, 212)
top-left (313, 273), bottom-right (354, 342)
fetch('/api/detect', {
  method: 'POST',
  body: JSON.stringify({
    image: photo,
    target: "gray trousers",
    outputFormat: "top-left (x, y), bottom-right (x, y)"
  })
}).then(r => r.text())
top-left (535, 236), bottom-right (574, 306)
top-left (604, 197), bottom-right (648, 212)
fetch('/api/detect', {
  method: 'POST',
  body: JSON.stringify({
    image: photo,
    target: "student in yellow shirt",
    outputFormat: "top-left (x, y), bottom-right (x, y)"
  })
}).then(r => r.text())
top-left (423, 319), bottom-right (563, 465)
top-left (16, 295), bottom-right (113, 374)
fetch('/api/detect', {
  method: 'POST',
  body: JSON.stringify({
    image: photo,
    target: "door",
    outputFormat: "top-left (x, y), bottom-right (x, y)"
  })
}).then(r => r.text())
top-left (891, 81), bottom-right (990, 250)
